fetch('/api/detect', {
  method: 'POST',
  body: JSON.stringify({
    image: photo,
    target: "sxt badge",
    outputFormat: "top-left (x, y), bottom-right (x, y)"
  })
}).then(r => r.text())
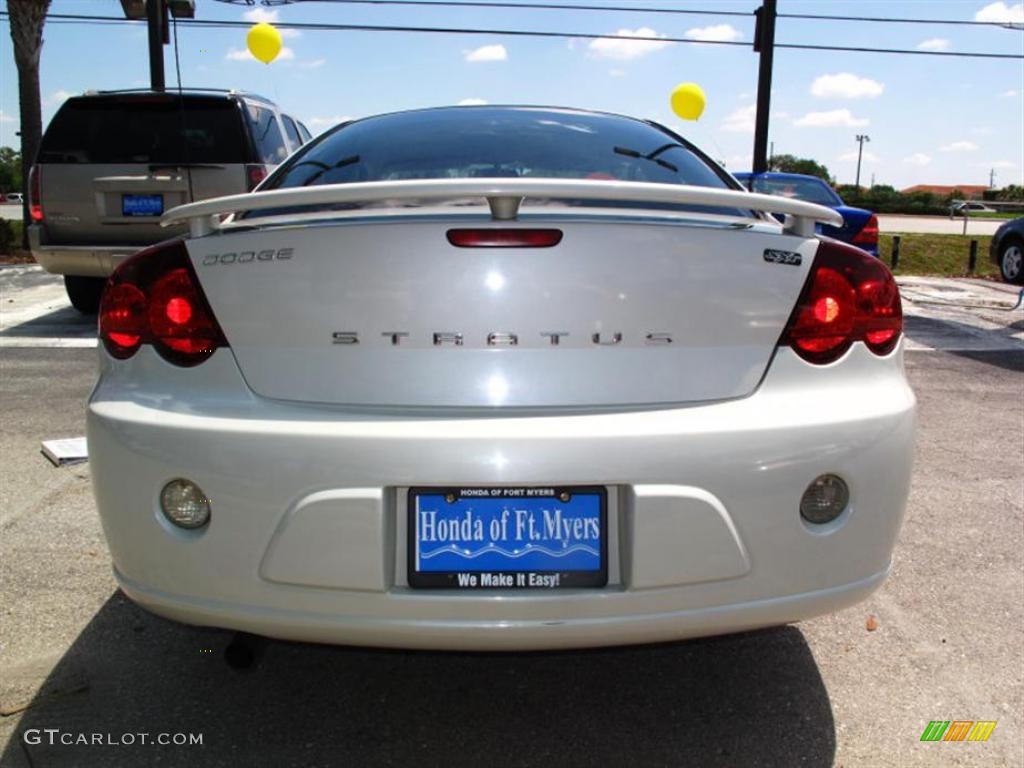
top-left (763, 249), bottom-right (802, 266)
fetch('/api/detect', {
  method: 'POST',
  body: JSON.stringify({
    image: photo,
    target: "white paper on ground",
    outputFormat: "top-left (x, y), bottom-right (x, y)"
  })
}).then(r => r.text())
top-left (41, 437), bottom-right (88, 466)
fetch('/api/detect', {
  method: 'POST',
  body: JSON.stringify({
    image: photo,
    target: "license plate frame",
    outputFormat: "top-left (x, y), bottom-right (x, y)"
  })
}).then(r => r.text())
top-left (121, 194), bottom-right (163, 217)
top-left (407, 486), bottom-right (608, 589)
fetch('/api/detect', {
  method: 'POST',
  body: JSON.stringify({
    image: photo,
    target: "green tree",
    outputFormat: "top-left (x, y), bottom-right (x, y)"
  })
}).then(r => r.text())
top-left (7, 0), bottom-right (51, 248)
top-left (768, 154), bottom-right (833, 183)
top-left (0, 147), bottom-right (23, 192)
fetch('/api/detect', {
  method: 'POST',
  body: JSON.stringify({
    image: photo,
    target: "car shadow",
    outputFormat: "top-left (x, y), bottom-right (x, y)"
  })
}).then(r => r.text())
top-left (4, 591), bottom-right (836, 767)
top-left (903, 315), bottom-right (1023, 371)
top-left (0, 306), bottom-right (96, 339)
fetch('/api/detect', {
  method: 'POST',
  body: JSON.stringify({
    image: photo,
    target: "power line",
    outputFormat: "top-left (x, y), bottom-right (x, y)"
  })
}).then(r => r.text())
top-left (2, 11), bottom-right (1021, 59)
top-left (229, 0), bottom-right (751, 17)
top-left (219, 0), bottom-right (1024, 27)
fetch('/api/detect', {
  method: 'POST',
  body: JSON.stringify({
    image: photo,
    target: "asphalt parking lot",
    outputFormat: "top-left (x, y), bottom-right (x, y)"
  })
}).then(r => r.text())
top-left (1, 266), bottom-right (1022, 767)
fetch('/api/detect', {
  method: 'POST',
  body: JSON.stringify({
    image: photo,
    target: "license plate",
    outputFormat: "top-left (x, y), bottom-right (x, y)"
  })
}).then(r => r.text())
top-left (122, 194), bottom-right (163, 217)
top-left (408, 486), bottom-right (607, 589)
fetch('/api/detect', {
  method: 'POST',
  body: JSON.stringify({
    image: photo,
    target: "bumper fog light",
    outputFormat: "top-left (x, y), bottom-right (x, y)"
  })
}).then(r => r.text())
top-left (160, 478), bottom-right (211, 529)
top-left (800, 474), bottom-right (849, 525)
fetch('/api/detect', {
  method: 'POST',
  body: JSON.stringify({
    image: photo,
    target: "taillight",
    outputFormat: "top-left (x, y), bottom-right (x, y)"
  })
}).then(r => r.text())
top-left (99, 239), bottom-right (227, 366)
top-left (851, 213), bottom-right (879, 247)
top-left (446, 229), bottom-right (563, 248)
top-left (781, 238), bottom-right (902, 364)
top-left (28, 165), bottom-right (43, 222)
top-left (246, 164), bottom-right (269, 191)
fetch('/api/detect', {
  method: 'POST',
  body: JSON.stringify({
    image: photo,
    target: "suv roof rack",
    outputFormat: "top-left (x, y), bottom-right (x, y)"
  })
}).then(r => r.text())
top-left (80, 88), bottom-right (275, 103)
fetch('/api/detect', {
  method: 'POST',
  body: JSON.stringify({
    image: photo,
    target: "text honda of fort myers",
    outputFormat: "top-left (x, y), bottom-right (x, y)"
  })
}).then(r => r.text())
top-left (88, 107), bottom-right (915, 650)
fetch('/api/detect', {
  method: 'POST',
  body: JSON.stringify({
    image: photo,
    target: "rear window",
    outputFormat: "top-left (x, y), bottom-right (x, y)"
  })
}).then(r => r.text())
top-left (259, 107), bottom-right (750, 218)
top-left (746, 176), bottom-right (842, 207)
top-left (270, 108), bottom-right (737, 190)
top-left (39, 96), bottom-right (248, 164)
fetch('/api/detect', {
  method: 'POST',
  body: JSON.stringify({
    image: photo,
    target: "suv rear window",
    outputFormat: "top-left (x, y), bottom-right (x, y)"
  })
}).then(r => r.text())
top-left (39, 96), bottom-right (249, 164)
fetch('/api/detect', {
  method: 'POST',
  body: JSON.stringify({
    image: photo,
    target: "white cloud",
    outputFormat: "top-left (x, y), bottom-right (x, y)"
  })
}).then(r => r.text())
top-left (457, 98), bottom-right (488, 106)
top-left (587, 28), bottom-right (671, 60)
top-left (1001, 89), bottom-right (1020, 97)
top-left (0, 111), bottom-right (14, 123)
top-left (226, 46), bottom-right (295, 62)
top-left (684, 24), bottom-right (742, 42)
top-left (916, 38), bottom-right (950, 51)
top-left (242, 7), bottom-right (300, 38)
top-left (839, 150), bottom-right (881, 163)
top-left (721, 104), bottom-right (756, 133)
top-left (903, 153), bottom-right (932, 166)
top-left (464, 44), bottom-right (508, 62)
top-left (306, 115), bottom-right (353, 132)
top-left (940, 141), bottom-right (980, 152)
top-left (608, 68), bottom-right (627, 78)
top-left (989, 160), bottom-right (1017, 169)
top-left (974, 2), bottom-right (1024, 23)
top-left (810, 73), bottom-right (884, 99)
top-left (47, 89), bottom-right (75, 105)
top-left (794, 109), bottom-right (869, 128)
top-left (297, 58), bottom-right (326, 69)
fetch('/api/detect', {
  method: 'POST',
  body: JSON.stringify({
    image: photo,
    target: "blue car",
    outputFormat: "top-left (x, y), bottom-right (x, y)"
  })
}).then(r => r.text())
top-left (734, 172), bottom-right (880, 257)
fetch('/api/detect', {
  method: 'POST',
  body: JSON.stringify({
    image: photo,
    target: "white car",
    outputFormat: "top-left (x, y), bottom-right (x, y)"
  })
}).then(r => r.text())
top-left (88, 107), bottom-right (915, 651)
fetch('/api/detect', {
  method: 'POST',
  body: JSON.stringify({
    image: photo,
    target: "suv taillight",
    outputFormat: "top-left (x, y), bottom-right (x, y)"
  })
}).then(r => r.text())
top-left (780, 238), bottom-right (902, 364)
top-left (28, 165), bottom-right (42, 222)
top-left (99, 240), bottom-right (227, 366)
top-left (246, 164), bottom-right (269, 191)
top-left (851, 213), bottom-right (879, 247)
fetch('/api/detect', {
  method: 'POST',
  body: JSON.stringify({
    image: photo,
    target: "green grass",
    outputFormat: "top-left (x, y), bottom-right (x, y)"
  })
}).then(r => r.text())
top-left (963, 210), bottom-right (1021, 220)
top-left (880, 233), bottom-right (998, 278)
top-left (0, 217), bottom-right (25, 257)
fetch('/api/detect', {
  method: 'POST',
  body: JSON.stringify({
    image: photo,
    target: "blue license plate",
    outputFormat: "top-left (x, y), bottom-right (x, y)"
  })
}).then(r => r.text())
top-left (122, 194), bottom-right (163, 217)
top-left (408, 487), bottom-right (607, 589)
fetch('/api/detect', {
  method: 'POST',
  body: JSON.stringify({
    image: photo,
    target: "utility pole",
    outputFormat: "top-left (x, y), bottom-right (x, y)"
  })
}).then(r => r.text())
top-left (990, 168), bottom-right (997, 188)
top-left (120, 0), bottom-right (194, 92)
top-left (854, 134), bottom-right (870, 189)
top-left (751, 0), bottom-right (777, 184)
top-left (147, 0), bottom-right (167, 92)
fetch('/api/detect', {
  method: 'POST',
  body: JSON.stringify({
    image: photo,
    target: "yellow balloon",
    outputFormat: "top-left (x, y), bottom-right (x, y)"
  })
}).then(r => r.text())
top-left (247, 22), bottom-right (282, 64)
top-left (670, 82), bottom-right (706, 121)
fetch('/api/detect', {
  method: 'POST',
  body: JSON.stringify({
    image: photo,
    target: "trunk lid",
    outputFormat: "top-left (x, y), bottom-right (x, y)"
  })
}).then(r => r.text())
top-left (188, 215), bottom-right (818, 408)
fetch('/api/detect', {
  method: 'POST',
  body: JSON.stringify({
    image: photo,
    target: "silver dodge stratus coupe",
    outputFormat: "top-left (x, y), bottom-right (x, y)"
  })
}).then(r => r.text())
top-left (88, 106), bottom-right (915, 650)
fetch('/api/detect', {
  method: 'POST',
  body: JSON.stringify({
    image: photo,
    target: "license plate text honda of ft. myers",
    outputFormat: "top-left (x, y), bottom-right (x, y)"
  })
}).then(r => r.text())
top-left (88, 107), bottom-right (915, 651)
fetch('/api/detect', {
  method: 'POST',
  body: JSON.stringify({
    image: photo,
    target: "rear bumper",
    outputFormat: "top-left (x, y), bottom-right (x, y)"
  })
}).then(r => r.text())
top-left (88, 343), bottom-right (916, 650)
top-left (29, 225), bottom-right (141, 276)
top-left (116, 565), bottom-right (891, 651)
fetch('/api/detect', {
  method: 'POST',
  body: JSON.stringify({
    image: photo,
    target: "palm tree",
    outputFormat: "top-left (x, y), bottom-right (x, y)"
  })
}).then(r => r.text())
top-left (7, 0), bottom-right (51, 249)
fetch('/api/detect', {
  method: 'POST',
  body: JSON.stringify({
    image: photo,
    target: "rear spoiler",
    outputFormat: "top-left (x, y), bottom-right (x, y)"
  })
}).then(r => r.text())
top-left (161, 178), bottom-right (844, 238)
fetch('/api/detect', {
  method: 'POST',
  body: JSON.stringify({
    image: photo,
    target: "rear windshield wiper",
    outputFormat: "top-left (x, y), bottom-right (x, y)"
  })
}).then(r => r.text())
top-left (613, 144), bottom-right (683, 174)
top-left (295, 155), bottom-right (362, 187)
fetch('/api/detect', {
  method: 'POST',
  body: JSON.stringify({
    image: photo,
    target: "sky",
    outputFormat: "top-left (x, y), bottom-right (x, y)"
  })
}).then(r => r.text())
top-left (1, 0), bottom-right (1022, 189)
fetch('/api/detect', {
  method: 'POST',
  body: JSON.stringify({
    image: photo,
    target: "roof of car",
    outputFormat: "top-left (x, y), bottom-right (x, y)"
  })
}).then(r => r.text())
top-left (336, 104), bottom-right (669, 130)
top-left (731, 172), bottom-right (828, 182)
top-left (77, 88), bottom-right (276, 105)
